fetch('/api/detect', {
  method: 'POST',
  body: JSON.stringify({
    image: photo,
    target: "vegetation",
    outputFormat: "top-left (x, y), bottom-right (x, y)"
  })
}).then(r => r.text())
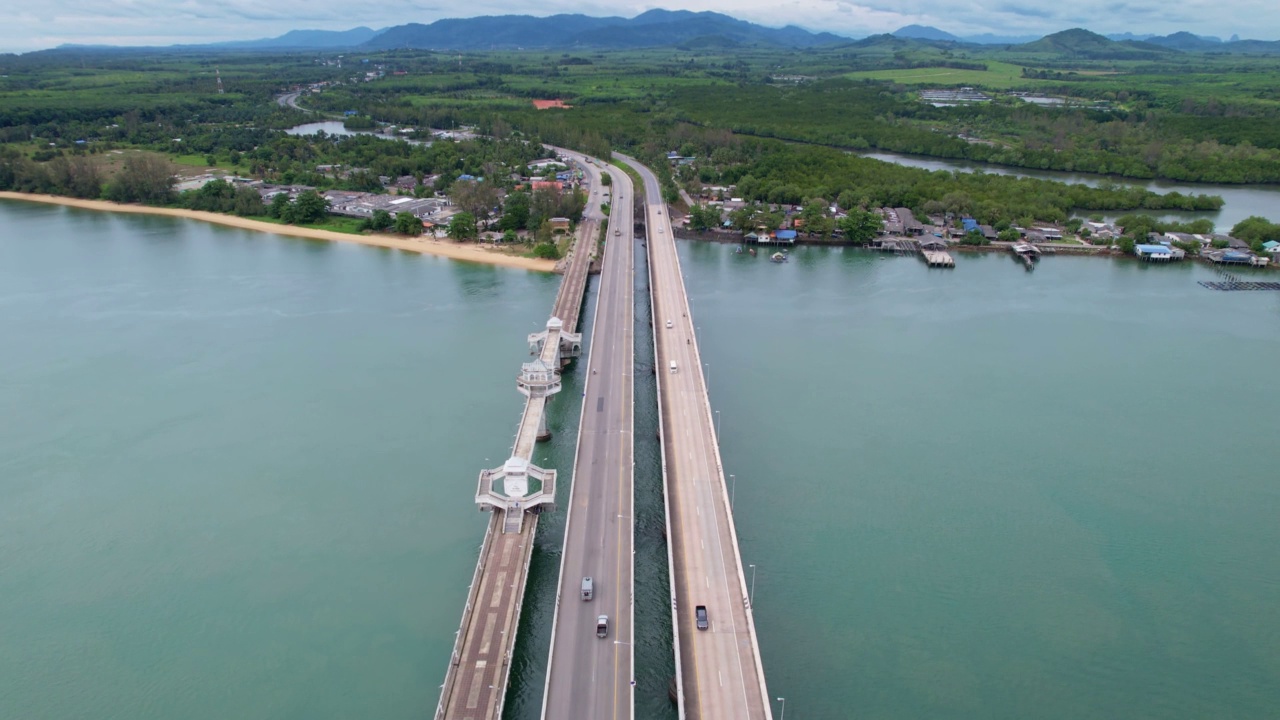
top-left (3, 38), bottom-right (1278, 235)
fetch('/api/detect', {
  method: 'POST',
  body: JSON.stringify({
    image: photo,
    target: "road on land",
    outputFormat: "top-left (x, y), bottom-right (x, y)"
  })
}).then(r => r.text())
top-left (541, 156), bottom-right (636, 720)
top-left (621, 155), bottom-right (771, 720)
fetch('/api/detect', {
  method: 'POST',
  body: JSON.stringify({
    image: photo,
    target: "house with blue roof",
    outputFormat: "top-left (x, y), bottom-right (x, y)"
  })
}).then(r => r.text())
top-left (1135, 244), bottom-right (1185, 262)
top-left (1263, 240), bottom-right (1280, 254)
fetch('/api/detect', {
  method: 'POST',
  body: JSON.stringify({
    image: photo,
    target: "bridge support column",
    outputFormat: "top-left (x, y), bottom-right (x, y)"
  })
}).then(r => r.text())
top-left (537, 410), bottom-right (551, 442)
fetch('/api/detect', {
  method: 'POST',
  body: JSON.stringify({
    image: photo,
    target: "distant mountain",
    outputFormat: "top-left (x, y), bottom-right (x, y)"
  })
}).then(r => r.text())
top-left (1012, 28), bottom-right (1175, 59)
top-left (1104, 32), bottom-right (1156, 42)
top-left (960, 33), bottom-right (1041, 45)
top-left (212, 27), bottom-right (380, 49)
top-left (1142, 32), bottom-right (1280, 54)
top-left (893, 25), bottom-right (961, 42)
top-left (364, 10), bottom-right (845, 50)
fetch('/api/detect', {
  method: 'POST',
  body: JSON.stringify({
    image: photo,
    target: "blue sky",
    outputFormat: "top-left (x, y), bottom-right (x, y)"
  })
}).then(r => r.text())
top-left (1, 0), bottom-right (1273, 53)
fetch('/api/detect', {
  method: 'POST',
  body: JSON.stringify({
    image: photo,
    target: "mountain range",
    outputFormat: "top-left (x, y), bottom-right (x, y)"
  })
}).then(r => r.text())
top-left (892, 24), bottom-right (1280, 52)
top-left (364, 10), bottom-right (843, 50)
top-left (45, 12), bottom-right (1280, 55)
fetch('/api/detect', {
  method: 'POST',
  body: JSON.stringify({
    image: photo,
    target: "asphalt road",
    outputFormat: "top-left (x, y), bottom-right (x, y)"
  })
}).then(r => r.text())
top-left (276, 91), bottom-right (303, 109)
top-left (541, 156), bottom-right (636, 720)
top-left (620, 155), bottom-right (771, 720)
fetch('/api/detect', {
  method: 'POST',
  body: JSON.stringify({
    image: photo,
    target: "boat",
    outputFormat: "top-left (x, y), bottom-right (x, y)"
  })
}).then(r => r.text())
top-left (748, 247), bottom-right (757, 256)
top-left (770, 251), bottom-right (788, 263)
top-left (735, 245), bottom-right (743, 254)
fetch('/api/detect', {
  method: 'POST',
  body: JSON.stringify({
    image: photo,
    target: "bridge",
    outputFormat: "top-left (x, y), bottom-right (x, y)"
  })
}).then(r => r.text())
top-left (620, 154), bottom-right (773, 720)
top-left (540, 155), bottom-right (636, 720)
top-left (436, 151), bottom-right (770, 720)
top-left (433, 152), bottom-right (597, 720)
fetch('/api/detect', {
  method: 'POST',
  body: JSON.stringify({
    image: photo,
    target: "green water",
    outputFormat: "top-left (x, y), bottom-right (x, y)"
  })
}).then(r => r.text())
top-left (0, 200), bottom-right (568, 720)
top-left (685, 243), bottom-right (1280, 719)
top-left (3, 198), bottom-right (1279, 720)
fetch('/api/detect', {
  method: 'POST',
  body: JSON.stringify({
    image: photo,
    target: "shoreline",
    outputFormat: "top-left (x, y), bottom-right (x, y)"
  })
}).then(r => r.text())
top-left (0, 192), bottom-right (557, 273)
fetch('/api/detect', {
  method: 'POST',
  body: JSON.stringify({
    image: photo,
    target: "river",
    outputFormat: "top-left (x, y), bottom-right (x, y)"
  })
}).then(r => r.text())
top-left (285, 121), bottom-right (430, 145)
top-left (860, 150), bottom-right (1280, 232)
top-left (3, 198), bottom-right (1278, 720)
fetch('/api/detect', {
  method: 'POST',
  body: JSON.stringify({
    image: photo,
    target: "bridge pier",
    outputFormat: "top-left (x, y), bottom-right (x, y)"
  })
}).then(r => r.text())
top-left (536, 410), bottom-right (551, 442)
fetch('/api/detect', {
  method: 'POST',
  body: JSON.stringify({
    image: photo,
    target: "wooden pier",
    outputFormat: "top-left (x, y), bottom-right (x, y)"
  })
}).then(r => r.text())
top-left (921, 249), bottom-right (955, 267)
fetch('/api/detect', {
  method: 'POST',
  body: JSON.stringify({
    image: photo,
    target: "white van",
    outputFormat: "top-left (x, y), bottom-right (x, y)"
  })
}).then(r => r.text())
top-left (581, 577), bottom-right (594, 601)
top-left (669, 361), bottom-right (678, 373)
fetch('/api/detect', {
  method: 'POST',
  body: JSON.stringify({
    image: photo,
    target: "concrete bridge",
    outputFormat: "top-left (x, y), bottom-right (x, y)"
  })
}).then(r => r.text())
top-left (433, 152), bottom-right (598, 720)
top-left (436, 151), bottom-right (770, 720)
top-left (619, 154), bottom-right (773, 720)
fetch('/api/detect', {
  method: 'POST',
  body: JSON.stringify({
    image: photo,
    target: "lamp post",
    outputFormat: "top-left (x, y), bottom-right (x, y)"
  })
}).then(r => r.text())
top-left (749, 564), bottom-right (757, 606)
top-left (777, 697), bottom-right (786, 720)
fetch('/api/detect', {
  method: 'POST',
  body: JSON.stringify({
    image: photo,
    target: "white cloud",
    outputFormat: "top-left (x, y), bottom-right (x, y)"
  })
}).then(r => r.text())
top-left (1, 0), bottom-right (1276, 52)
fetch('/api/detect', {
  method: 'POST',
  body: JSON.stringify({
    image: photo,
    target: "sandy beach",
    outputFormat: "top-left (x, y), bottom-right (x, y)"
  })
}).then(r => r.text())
top-left (0, 192), bottom-right (557, 272)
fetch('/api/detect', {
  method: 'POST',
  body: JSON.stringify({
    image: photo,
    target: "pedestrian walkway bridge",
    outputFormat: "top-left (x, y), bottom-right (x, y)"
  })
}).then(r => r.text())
top-left (433, 163), bottom-right (597, 720)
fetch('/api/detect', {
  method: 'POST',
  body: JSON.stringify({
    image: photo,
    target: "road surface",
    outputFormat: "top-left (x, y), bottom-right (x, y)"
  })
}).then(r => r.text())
top-left (620, 155), bottom-right (772, 720)
top-left (541, 154), bottom-right (636, 720)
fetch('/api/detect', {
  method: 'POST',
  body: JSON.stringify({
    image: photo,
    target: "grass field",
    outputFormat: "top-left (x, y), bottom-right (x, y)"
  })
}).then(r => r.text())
top-left (845, 61), bottom-right (1040, 89)
top-left (247, 214), bottom-right (367, 235)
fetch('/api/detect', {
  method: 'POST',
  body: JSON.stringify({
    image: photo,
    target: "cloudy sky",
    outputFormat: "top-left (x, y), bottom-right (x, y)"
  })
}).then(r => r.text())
top-left (1, 0), bottom-right (1274, 53)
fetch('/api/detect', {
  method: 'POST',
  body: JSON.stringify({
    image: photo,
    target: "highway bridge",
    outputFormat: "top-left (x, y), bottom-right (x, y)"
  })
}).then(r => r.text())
top-left (540, 155), bottom-right (636, 720)
top-left (620, 154), bottom-right (773, 720)
top-left (436, 151), bottom-right (770, 720)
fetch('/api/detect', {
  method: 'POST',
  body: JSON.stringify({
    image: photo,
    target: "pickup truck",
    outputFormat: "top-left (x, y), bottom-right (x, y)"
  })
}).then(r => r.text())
top-left (596, 615), bottom-right (609, 638)
top-left (695, 605), bottom-right (709, 631)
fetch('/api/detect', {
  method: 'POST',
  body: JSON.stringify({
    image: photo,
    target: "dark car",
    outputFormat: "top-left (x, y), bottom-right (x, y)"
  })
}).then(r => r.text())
top-left (695, 605), bottom-right (709, 630)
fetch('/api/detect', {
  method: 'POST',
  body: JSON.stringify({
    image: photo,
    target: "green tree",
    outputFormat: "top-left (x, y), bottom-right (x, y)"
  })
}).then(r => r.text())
top-left (499, 191), bottom-right (530, 231)
top-left (1231, 216), bottom-right (1280, 244)
top-left (687, 204), bottom-right (722, 232)
top-left (291, 190), bottom-right (329, 224)
top-left (268, 193), bottom-right (291, 219)
top-left (368, 209), bottom-right (394, 231)
top-left (601, 172), bottom-right (612, 186)
top-left (448, 212), bottom-right (478, 240)
top-left (502, 229), bottom-right (518, 244)
top-left (104, 154), bottom-right (174, 205)
top-left (395, 212), bottom-right (423, 236)
top-left (998, 227), bottom-right (1022, 242)
top-left (532, 242), bottom-right (560, 259)
top-left (837, 209), bottom-right (883, 245)
top-left (800, 198), bottom-right (833, 239)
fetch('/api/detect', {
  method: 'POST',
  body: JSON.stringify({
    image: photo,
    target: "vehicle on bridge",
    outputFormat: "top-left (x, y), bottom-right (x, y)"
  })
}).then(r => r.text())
top-left (695, 605), bottom-right (709, 631)
top-left (669, 361), bottom-right (678, 374)
top-left (581, 576), bottom-right (594, 601)
top-left (596, 615), bottom-right (609, 638)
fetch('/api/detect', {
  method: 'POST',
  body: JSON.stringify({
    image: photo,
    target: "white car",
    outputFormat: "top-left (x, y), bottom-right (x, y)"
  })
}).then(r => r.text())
top-left (665, 320), bottom-right (673, 328)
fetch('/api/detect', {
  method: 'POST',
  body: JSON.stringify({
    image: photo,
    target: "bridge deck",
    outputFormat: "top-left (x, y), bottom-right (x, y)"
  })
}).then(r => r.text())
top-left (436, 168), bottom-right (598, 720)
top-left (621, 154), bottom-right (772, 720)
top-left (541, 155), bottom-right (636, 720)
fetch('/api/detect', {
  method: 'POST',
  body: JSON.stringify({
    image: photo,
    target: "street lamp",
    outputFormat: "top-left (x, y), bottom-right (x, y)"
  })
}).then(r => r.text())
top-left (777, 697), bottom-right (786, 720)
top-left (749, 564), bottom-right (757, 606)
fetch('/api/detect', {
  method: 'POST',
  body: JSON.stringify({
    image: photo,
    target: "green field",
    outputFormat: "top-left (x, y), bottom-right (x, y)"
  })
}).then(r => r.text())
top-left (845, 61), bottom-right (1039, 88)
